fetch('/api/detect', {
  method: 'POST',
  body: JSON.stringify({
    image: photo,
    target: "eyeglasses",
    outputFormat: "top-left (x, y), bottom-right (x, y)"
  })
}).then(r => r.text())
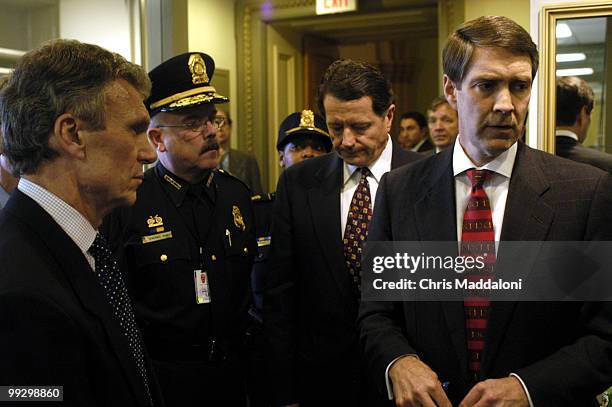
top-left (157, 116), bottom-right (225, 133)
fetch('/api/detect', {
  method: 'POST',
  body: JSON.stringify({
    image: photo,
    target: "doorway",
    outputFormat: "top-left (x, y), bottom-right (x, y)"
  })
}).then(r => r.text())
top-left (237, 0), bottom-right (440, 192)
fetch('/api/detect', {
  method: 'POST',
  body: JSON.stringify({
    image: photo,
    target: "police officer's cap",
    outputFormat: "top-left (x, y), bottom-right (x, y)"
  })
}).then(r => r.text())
top-left (146, 52), bottom-right (228, 116)
top-left (277, 110), bottom-right (332, 152)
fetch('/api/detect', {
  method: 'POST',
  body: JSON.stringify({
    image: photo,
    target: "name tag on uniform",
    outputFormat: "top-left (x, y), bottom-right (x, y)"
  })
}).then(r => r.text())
top-left (194, 270), bottom-right (211, 304)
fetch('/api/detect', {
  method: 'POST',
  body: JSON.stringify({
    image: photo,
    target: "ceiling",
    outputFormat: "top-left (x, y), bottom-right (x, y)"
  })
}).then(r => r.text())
top-left (271, 1), bottom-right (438, 44)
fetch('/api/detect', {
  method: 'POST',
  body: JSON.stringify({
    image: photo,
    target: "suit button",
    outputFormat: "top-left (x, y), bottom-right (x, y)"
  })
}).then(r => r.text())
top-left (160, 254), bottom-right (168, 262)
top-left (243, 247), bottom-right (248, 254)
top-left (211, 254), bottom-right (217, 261)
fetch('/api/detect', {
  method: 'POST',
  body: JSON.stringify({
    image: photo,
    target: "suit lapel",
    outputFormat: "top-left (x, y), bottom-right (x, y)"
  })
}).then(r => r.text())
top-left (412, 149), bottom-right (468, 377)
top-left (308, 154), bottom-right (352, 299)
top-left (482, 143), bottom-right (553, 375)
top-left (8, 191), bottom-right (150, 406)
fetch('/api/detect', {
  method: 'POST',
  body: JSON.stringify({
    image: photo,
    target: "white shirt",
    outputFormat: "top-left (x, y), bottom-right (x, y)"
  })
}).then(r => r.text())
top-left (555, 129), bottom-right (579, 141)
top-left (18, 178), bottom-right (97, 270)
top-left (453, 135), bottom-right (516, 243)
top-left (340, 134), bottom-right (393, 237)
top-left (385, 137), bottom-right (534, 407)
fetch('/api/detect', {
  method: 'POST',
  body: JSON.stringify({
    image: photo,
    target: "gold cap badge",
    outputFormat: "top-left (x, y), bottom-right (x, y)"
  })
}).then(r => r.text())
top-left (232, 205), bottom-right (246, 231)
top-left (299, 109), bottom-right (315, 128)
top-left (188, 53), bottom-right (209, 85)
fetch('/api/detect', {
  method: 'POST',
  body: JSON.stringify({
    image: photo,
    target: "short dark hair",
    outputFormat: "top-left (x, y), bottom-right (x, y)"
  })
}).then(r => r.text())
top-left (399, 111), bottom-right (427, 129)
top-left (317, 59), bottom-right (393, 117)
top-left (0, 39), bottom-right (151, 175)
top-left (443, 16), bottom-right (538, 87)
top-left (429, 96), bottom-right (452, 113)
top-left (556, 76), bottom-right (594, 126)
top-left (216, 107), bottom-right (233, 125)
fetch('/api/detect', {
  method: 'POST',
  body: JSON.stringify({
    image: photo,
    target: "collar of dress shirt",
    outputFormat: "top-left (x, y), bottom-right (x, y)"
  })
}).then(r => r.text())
top-left (452, 134), bottom-right (517, 179)
top-left (555, 129), bottom-right (579, 141)
top-left (343, 134), bottom-right (393, 186)
top-left (18, 177), bottom-right (97, 259)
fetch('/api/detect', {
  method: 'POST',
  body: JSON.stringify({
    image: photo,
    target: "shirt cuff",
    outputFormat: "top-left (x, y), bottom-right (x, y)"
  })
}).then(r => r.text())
top-left (510, 373), bottom-right (534, 407)
top-left (385, 354), bottom-right (419, 400)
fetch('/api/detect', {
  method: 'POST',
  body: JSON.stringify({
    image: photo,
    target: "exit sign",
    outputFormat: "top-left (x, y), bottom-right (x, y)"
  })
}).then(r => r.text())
top-left (316, 0), bottom-right (357, 15)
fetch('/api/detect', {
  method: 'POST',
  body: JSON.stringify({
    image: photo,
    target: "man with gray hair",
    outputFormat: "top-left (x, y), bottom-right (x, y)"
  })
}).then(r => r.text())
top-left (0, 39), bottom-right (162, 406)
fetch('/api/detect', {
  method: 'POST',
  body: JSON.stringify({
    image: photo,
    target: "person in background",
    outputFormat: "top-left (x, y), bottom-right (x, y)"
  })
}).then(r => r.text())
top-left (556, 76), bottom-right (612, 173)
top-left (246, 109), bottom-right (332, 407)
top-left (397, 111), bottom-right (433, 153)
top-left (0, 77), bottom-right (18, 209)
top-left (0, 39), bottom-right (162, 406)
top-left (427, 96), bottom-right (459, 154)
top-left (103, 52), bottom-right (256, 407)
top-left (216, 107), bottom-right (264, 193)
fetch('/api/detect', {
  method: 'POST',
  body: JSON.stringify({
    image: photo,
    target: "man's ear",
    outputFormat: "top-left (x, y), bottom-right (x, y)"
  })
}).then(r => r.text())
top-left (443, 75), bottom-right (458, 109)
top-left (50, 113), bottom-right (85, 159)
top-left (148, 127), bottom-right (166, 152)
top-left (385, 104), bottom-right (395, 133)
top-left (278, 151), bottom-right (285, 169)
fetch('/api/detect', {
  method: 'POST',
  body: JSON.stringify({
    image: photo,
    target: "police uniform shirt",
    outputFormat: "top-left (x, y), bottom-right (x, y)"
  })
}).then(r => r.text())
top-left (103, 162), bottom-right (256, 358)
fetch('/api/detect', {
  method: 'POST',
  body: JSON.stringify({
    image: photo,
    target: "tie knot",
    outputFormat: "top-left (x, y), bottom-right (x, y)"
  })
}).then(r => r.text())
top-left (359, 167), bottom-right (370, 178)
top-left (466, 169), bottom-right (491, 188)
top-left (89, 233), bottom-right (110, 256)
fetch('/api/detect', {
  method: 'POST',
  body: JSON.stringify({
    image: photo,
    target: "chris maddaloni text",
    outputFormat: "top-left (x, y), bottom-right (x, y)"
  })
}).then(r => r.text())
top-left (372, 278), bottom-right (523, 291)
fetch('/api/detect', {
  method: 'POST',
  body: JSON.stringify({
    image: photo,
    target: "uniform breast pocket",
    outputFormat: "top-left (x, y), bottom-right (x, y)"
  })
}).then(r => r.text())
top-left (127, 237), bottom-right (191, 270)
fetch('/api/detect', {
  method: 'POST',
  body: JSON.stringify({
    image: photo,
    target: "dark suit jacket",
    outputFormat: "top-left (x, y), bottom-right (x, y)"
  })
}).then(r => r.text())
top-left (264, 144), bottom-right (422, 404)
top-left (358, 143), bottom-right (612, 406)
top-left (416, 137), bottom-right (434, 153)
top-left (0, 190), bottom-right (164, 407)
top-left (556, 135), bottom-right (612, 173)
top-left (225, 148), bottom-right (263, 194)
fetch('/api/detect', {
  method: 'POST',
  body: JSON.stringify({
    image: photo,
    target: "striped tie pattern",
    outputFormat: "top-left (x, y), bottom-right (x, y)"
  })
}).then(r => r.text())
top-left (343, 167), bottom-right (372, 296)
top-left (461, 169), bottom-right (495, 383)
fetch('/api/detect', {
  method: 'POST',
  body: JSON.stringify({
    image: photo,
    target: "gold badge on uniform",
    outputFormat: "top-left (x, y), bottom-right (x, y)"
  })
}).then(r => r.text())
top-left (299, 109), bottom-right (315, 128)
top-left (232, 205), bottom-right (246, 231)
top-left (142, 214), bottom-right (173, 244)
top-left (147, 214), bottom-right (164, 232)
top-left (188, 53), bottom-right (209, 85)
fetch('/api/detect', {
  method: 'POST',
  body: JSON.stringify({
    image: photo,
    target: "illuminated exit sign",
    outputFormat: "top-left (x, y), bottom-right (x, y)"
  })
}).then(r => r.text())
top-left (316, 0), bottom-right (357, 15)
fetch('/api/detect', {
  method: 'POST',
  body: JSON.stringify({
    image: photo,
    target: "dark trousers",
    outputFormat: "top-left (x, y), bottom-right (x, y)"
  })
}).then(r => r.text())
top-left (153, 357), bottom-right (247, 407)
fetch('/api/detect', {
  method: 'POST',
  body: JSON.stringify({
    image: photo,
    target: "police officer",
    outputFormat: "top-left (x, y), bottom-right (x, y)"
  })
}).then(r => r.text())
top-left (246, 110), bottom-right (331, 406)
top-left (104, 52), bottom-right (256, 407)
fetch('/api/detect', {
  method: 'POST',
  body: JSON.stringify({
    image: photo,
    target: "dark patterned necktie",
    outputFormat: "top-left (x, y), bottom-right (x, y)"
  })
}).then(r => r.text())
top-left (343, 167), bottom-right (373, 297)
top-left (88, 233), bottom-right (153, 405)
top-left (461, 169), bottom-right (496, 383)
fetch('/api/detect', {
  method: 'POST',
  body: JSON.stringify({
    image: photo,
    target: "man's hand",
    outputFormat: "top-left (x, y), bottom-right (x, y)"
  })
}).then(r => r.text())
top-left (389, 356), bottom-right (452, 407)
top-left (459, 377), bottom-right (529, 407)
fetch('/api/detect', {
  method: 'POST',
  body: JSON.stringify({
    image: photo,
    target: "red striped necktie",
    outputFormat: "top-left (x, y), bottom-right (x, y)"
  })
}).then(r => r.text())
top-left (461, 169), bottom-right (496, 383)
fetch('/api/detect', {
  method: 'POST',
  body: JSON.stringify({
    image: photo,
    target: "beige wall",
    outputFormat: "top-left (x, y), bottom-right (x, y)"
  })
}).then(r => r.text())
top-left (188, 0), bottom-right (238, 148)
top-left (60, 0), bottom-right (136, 62)
top-left (465, 0), bottom-right (530, 31)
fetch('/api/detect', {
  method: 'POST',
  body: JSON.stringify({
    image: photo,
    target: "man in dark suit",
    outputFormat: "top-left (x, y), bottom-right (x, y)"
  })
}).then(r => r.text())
top-left (0, 39), bottom-right (162, 406)
top-left (397, 111), bottom-right (433, 153)
top-left (216, 108), bottom-right (264, 194)
top-left (264, 59), bottom-right (422, 406)
top-left (556, 76), bottom-right (612, 173)
top-left (358, 16), bottom-right (612, 407)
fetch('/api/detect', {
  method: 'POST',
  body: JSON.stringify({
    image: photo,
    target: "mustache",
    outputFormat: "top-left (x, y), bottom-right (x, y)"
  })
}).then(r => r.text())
top-left (200, 139), bottom-right (219, 154)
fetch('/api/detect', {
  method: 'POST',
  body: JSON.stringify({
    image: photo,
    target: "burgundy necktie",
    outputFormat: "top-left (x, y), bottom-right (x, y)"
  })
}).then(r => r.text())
top-left (461, 169), bottom-right (496, 383)
top-left (343, 168), bottom-right (373, 297)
